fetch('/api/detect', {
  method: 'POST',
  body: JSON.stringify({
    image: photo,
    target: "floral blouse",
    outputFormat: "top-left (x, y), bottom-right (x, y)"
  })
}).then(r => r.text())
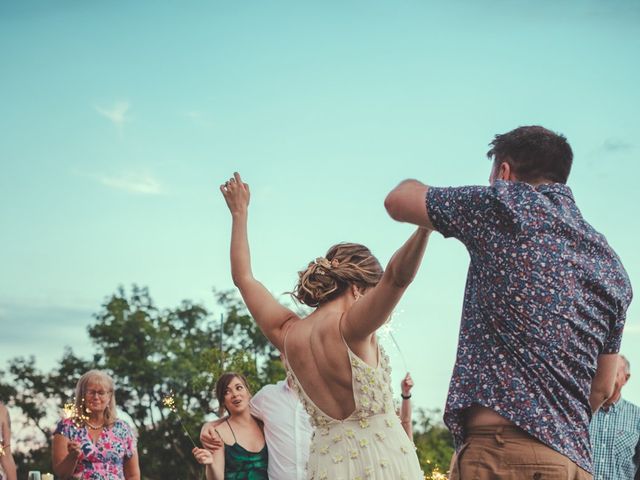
top-left (54, 418), bottom-right (136, 480)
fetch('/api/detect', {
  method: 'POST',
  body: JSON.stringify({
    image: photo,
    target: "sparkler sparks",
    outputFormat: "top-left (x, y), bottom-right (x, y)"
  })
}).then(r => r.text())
top-left (379, 309), bottom-right (410, 372)
top-left (162, 392), bottom-right (198, 448)
top-left (62, 399), bottom-right (90, 428)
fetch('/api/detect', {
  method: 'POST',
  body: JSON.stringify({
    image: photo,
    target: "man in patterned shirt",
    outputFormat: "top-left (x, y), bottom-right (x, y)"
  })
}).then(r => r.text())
top-left (385, 126), bottom-right (633, 479)
top-left (590, 354), bottom-right (640, 480)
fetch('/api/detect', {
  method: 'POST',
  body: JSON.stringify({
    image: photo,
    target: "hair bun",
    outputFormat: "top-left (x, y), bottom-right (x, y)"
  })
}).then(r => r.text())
top-left (291, 243), bottom-right (383, 308)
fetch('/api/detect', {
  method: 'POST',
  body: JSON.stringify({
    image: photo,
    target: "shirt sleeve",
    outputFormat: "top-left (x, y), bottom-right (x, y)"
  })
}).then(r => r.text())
top-left (54, 418), bottom-right (73, 438)
top-left (426, 185), bottom-right (495, 245)
top-left (250, 391), bottom-right (264, 420)
top-left (120, 420), bottom-right (137, 460)
top-left (602, 313), bottom-right (626, 354)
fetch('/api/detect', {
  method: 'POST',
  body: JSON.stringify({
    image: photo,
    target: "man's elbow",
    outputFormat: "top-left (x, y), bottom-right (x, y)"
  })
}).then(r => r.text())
top-left (384, 191), bottom-right (403, 221)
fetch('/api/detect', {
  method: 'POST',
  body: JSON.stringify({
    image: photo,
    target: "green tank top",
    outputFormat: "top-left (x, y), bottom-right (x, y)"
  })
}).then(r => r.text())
top-left (223, 419), bottom-right (268, 480)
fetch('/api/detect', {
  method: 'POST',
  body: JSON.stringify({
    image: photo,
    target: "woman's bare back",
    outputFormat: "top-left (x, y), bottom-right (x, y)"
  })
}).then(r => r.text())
top-left (284, 310), bottom-right (378, 420)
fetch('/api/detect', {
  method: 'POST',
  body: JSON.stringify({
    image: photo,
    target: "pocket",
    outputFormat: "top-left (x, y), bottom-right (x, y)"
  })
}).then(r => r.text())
top-left (448, 442), bottom-right (470, 480)
top-left (507, 464), bottom-right (568, 480)
top-left (613, 429), bottom-right (639, 456)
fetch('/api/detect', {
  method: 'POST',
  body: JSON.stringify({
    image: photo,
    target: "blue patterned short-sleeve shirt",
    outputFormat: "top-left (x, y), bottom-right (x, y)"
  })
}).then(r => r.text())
top-left (426, 180), bottom-right (632, 473)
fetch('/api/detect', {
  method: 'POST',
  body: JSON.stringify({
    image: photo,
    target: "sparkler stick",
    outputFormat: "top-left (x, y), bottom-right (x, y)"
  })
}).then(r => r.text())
top-left (162, 393), bottom-right (198, 448)
top-left (389, 331), bottom-right (409, 373)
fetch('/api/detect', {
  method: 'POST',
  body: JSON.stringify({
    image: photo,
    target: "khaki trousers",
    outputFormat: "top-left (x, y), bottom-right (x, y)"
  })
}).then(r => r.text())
top-left (449, 426), bottom-right (592, 480)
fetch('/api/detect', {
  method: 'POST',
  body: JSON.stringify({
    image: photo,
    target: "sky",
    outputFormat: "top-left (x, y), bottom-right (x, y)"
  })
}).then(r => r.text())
top-left (1, 0), bottom-right (639, 420)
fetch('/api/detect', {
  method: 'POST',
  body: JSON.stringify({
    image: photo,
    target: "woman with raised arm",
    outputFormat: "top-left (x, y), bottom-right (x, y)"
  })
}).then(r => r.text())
top-left (216, 172), bottom-right (428, 479)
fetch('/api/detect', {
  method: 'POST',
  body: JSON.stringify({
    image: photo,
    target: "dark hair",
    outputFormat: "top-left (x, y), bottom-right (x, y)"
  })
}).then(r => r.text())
top-left (487, 126), bottom-right (573, 184)
top-left (215, 372), bottom-right (251, 416)
top-left (293, 243), bottom-right (383, 308)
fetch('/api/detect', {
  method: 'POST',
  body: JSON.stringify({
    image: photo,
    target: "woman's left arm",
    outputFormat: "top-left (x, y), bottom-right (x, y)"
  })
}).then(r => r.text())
top-left (123, 451), bottom-right (141, 480)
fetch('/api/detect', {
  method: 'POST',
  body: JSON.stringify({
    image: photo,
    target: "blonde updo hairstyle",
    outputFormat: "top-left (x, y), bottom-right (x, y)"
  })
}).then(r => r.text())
top-left (293, 243), bottom-right (383, 308)
top-left (74, 369), bottom-right (118, 425)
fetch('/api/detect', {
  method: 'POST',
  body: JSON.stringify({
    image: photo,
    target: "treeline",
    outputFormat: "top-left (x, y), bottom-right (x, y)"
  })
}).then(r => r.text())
top-left (0, 286), bottom-right (453, 479)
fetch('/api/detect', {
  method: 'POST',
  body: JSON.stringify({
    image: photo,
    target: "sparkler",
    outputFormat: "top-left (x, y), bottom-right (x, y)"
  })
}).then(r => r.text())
top-left (162, 393), bottom-right (198, 448)
top-left (62, 399), bottom-right (90, 428)
top-left (379, 309), bottom-right (410, 372)
top-left (424, 460), bottom-right (449, 480)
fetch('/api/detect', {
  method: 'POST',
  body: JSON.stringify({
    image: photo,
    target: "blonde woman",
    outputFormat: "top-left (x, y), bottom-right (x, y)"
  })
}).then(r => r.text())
top-left (211, 172), bottom-right (428, 479)
top-left (52, 370), bottom-right (140, 480)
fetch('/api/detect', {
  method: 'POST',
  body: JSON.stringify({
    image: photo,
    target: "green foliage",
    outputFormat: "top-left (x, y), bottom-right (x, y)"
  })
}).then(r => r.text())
top-left (0, 286), bottom-right (283, 480)
top-left (413, 408), bottom-right (455, 477)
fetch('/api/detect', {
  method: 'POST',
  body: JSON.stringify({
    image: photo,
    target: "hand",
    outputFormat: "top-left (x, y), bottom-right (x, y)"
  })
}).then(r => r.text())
top-left (200, 423), bottom-right (224, 452)
top-left (192, 447), bottom-right (215, 465)
top-left (401, 372), bottom-right (414, 397)
top-left (67, 440), bottom-right (82, 459)
top-left (220, 172), bottom-right (250, 216)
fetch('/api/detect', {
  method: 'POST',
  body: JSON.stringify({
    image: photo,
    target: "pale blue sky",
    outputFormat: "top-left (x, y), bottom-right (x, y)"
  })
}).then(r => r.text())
top-left (1, 0), bottom-right (639, 412)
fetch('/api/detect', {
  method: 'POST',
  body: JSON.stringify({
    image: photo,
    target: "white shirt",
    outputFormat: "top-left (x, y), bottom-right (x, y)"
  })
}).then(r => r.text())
top-left (250, 380), bottom-right (313, 480)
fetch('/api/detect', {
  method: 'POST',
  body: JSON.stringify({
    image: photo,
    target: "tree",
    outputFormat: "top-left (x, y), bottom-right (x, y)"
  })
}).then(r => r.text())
top-left (413, 408), bottom-right (455, 477)
top-left (0, 286), bottom-right (283, 479)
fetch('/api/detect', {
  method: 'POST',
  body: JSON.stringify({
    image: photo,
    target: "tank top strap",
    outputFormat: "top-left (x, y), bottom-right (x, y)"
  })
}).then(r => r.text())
top-left (225, 418), bottom-right (238, 444)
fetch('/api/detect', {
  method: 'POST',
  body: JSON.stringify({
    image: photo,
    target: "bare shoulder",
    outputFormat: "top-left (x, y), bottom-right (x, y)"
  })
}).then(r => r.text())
top-left (207, 416), bottom-right (229, 429)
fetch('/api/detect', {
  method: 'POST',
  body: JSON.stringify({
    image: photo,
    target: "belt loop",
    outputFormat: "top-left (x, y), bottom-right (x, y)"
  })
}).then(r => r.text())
top-left (495, 425), bottom-right (505, 446)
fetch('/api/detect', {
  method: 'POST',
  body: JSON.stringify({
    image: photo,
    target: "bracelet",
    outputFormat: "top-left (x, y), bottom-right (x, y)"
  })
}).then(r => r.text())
top-left (401, 393), bottom-right (411, 400)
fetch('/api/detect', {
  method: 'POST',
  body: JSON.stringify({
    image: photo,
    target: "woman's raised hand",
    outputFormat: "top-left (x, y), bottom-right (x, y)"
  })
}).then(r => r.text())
top-left (220, 172), bottom-right (250, 215)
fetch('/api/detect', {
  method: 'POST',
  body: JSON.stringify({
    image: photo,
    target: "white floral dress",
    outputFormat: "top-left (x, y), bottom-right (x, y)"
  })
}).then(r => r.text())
top-left (286, 343), bottom-right (424, 480)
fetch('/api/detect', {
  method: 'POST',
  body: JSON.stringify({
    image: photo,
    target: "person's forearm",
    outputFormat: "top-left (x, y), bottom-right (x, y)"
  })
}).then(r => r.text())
top-left (400, 399), bottom-right (413, 439)
top-left (205, 462), bottom-right (224, 480)
top-left (0, 453), bottom-right (17, 480)
top-left (387, 228), bottom-right (430, 288)
top-left (230, 212), bottom-right (253, 286)
top-left (589, 387), bottom-right (612, 413)
top-left (53, 454), bottom-right (79, 479)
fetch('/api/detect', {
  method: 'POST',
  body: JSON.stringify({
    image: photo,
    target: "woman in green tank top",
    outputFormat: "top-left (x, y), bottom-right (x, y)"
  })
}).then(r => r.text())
top-left (193, 373), bottom-right (268, 480)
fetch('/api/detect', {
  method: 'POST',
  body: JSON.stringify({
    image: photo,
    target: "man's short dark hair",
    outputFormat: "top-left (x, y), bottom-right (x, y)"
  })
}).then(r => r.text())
top-left (487, 126), bottom-right (573, 184)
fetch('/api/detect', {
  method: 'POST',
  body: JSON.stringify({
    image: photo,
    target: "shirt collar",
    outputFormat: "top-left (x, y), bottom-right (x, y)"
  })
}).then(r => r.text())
top-left (535, 183), bottom-right (575, 203)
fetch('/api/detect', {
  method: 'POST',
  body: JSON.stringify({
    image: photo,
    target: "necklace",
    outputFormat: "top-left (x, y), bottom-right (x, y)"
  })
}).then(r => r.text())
top-left (85, 420), bottom-right (104, 430)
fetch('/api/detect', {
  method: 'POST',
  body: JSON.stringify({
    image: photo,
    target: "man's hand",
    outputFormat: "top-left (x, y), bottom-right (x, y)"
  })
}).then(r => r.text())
top-left (200, 422), bottom-right (224, 452)
top-left (220, 172), bottom-right (250, 216)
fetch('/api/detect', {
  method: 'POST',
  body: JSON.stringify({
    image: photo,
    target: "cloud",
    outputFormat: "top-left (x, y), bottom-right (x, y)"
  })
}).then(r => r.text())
top-left (95, 101), bottom-right (131, 126)
top-left (602, 138), bottom-right (633, 154)
top-left (97, 172), bottom-right (163, 195)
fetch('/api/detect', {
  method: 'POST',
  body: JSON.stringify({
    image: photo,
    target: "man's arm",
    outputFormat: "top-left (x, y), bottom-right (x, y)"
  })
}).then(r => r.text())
top-left (385, 179), bottom-right (433, 228)
top-left (589, 354), bottom-right (618, 412)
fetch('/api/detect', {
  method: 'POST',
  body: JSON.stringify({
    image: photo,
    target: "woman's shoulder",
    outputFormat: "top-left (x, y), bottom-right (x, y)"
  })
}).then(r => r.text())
top-left (207, 416), bottom-right (229, 428)
top-left (110, 418), bottom-right (135, 436)
top-left (54, 417), bottom-right (80, 436)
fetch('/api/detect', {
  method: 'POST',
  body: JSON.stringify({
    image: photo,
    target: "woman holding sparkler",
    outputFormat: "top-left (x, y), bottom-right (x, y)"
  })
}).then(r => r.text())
top-left (215, 172), bottom-right (428, 479)
top-left (52, 370), bottom-right (140, 480)
top-left (192, 372), bottom-right (268, 480)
